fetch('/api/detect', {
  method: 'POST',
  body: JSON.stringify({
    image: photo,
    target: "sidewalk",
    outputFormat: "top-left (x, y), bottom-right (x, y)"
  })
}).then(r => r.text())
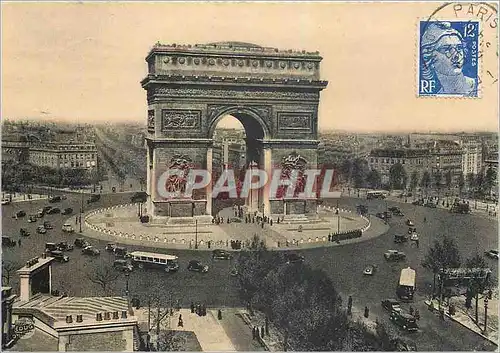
top-left (424, 296), bottom-right (498, 346)
top-left (1, 192), bottom-right (47, 203)
top-left (134, 308), bottom-right (236, 351)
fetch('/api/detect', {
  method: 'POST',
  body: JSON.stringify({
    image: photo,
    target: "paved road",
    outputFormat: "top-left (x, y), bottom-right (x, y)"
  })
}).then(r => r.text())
top-left (2, 193), bottom-right (497, 351)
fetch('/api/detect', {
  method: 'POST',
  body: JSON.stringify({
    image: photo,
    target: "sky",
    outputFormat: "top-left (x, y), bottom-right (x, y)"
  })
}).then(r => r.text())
top-left (1, 1), bottom-right (498, 133)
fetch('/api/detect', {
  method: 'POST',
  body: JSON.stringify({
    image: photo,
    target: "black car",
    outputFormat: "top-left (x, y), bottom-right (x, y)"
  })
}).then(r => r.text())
top-left (46, 207), bottom-right (60, 215)
top-left (87, 194), bottom-right (101, 204)
top-left (113, 259), bottom-right (133, 272)
top-left (82, 246), bottom-right (100, 256)
top-left (48, 196), bottom-right (62, 203)
top-left (389, 311), bottom-right (418, 332)
top-left (57, 242), bottom-right (74, 251)
top-left (42, 206), bottom-right (53, 213)
top-left (43, 221), bottom-right (53, 230)
top-left (285, 253), bottom-right (305, 264)
top-left (212, 249), bottom-right (232, 260)
top-left (61, 207), bottom-right (73, 215)
top-left (74, 238), bottom-right (90, 248)
top-left (131, 191), bottom-right (147, 203)
top-left (36, 226), bottom-right (47, 234)
top-left (187, 260), bottom-right (209, 273)
top-left (381, 299), bottom-right (402, 313)
top-left (394, 234), bottom-right (408, 243)
top-left (20, 228), bottom-right (30, 237)
top-left (49, 250), bottom-right (69, 263)
top-left (114, 247), bottom-right (128, 258)
top-left (45, 242), bottom-right (58, 252)
top-left (13, 210), bottom-right (26, 218)
top-left (2, 236), bottom-right (16, 247)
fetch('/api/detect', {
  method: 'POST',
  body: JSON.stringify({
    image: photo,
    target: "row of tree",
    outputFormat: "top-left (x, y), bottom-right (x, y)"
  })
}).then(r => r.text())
top-left (327, 158), bottom-right (497, 195)
top-left (422, 236), bottom-right (496, 325)
top-left (235, 235), bottom-right (403, 351)
top-left (1, 160), bottom-right (105, 191)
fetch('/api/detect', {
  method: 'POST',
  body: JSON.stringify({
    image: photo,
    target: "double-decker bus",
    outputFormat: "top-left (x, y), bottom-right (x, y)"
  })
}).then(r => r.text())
top-left (129, 251), bottom-right (179, 272)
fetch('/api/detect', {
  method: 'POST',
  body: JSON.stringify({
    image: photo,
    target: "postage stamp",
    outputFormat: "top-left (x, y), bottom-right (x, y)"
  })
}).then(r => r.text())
top-left (418, 20), bottom-right (480, 97)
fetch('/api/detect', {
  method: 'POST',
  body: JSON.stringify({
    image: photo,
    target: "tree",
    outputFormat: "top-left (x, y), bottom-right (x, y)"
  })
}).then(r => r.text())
top-left (444, 170), bottom-right (453, 190)
top-left (433, 170), bottom-right (443, 193)
top-left (458, 173), bottom-right (465, 196)
top-left (352, 159), bottom-right (368, 189)
top-left (420, 170), bottom-right (431, 190)
top-left (466, 173), bottom-right (475, 194)
top-left (86, 264), bottom-right (121, 295)
top-left (340, 159), bottom-right (353, 184)
top-left (484, 167), bottom-right (497, 196)
top-left (389, 163), bottom-right (407, 190)
top-left (409, 171), bottom-right (419, 191)
top-left (422, 236), bottom-right (461, 297)
top-left (465, 254), bottom-right (494, 324)
top-left (475, 172), bottom-right (485, 197)
top-left (2, 260), bottom-right (21, 286)
top-left (365, 169), bottom-right (381, 189)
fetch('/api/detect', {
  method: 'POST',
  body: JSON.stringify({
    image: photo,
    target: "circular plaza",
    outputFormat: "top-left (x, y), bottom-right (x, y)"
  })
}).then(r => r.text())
top-left (82, 203), bottom-right (388, 251)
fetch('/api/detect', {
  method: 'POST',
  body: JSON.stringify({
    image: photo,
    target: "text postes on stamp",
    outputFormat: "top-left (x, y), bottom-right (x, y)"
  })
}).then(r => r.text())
top-left (418, 20), bottom-right (480, 97)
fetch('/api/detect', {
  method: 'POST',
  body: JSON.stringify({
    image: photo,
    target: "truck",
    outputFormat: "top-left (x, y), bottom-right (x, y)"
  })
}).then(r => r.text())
top-left (397, 267), bottom-right (416, 301)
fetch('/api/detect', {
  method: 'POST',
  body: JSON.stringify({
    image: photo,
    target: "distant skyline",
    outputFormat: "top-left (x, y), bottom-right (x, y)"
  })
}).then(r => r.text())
top-left (2, 2), bottom-right (498, 133)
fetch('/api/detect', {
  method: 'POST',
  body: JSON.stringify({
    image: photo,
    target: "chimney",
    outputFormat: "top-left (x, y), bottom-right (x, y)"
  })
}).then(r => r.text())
top-left (112, 311), bottom-right (119, 320)
top-left (76, 315), bottom-right (83, 323)
top-left (66, 315), bottom-right (73, 323)
top-left (121, 310), bottom-right (127, 319)
top-left (104, 312), bottom-right (111, 320)
top-left (96, 313), bottom-right (103, 321)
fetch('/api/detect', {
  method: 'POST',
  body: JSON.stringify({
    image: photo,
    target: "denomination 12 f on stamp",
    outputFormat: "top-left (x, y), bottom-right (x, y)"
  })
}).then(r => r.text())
top-left (418, 21), bottom-right (480, 97)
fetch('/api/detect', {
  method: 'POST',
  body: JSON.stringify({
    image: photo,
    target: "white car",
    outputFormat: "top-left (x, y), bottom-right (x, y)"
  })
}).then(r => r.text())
top-left (62, 223), bottom-right (75, 233)
top-left (1, 199), bottom-right (11, 205)
top-left (410, 233), bottom-right (419, 241)
top-left (406, 219), bottom-right (415, 227)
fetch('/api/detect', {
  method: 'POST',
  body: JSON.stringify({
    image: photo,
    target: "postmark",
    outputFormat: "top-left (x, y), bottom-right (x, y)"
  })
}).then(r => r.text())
top-left (13, 316), bottom-right (35, 340)
top-left (418, 2), bottom-right (498, 98)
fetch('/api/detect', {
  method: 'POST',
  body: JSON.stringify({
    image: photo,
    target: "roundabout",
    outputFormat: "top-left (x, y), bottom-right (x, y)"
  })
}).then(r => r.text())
top-left (81, 203), bottom-right (388, 251)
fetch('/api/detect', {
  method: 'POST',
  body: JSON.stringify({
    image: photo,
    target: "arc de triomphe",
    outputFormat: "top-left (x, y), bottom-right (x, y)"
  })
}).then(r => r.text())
top-left (141, 41), bottom-right (328, 222)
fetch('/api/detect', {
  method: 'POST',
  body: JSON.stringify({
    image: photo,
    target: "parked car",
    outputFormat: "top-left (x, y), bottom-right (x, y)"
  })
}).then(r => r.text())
top-left (37, 208), bottom-right (45, 218)
top-left (394, 234), bottom-right (408, 243)
top-left (285, 253), bottom-right (305, 264)
top-left (82, 246), bottom-right (100, 256)
top-left (43, 221), bottom-right (53, 230)
top-left (363, 265), bottom-right (376, 276)
top-left (87, 194), bottom-right (101, 204)
top-left (61, 208), bottom-right (73, 215)
top-left (1, 199), bottom-right (11, 205)
top-left (46, 207), bottom-right (60, 215)
top-left (381, 299), bottom-right (402, 313)
top-left (74, 238), bottom-right (90, 248)
top-left (484, 250), bottom-right (499, 259)
top-left (408, 227), bottom-right (417, 234)
top-left (36, 226), bottom-right (47, 234)
top-left (187, 260), bottom-right (209, 273)
top-left (389, 311), bottom-right (418, 332)
top-left (2, 236), bottom-right (16, 247)
top-left (114, 247), bottom-right (128, 258)
top-left (62, 223), bottom-right (75, 233)
top-left (57, 241), bottom-right (74, 251)
top-left (20, 228), bottom-right (30, 237)
top-left (384, 250), bottom-right (406, 261)
top-left (27, 215), bottom-right (37, 223)
top-left (49, 250), bottom-right (69, 263)
top-left (13, 210), bottom-right (26, 218)
top-left (42, 206), bottom-right (53, 213)
top-left (48, 196), bottom-right (62, 203)
top-left (113, 259), bottom-right (133, 272)
top-left (406, 219), bottom-right (414, 226)
top-left (212, 249), bottom-right (232, 260)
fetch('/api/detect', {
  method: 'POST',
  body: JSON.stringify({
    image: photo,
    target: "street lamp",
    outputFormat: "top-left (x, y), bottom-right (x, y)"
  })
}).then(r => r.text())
top-left (484, 297), bottom-right (489, 333)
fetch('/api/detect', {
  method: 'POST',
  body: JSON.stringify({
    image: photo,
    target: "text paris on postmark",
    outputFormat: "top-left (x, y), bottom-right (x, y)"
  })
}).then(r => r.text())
top-left (417, 2), bottom-right (498, 98)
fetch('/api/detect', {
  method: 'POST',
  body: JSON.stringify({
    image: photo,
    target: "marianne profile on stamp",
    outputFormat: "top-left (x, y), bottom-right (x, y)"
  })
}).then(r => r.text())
top-left (419, 21), bottom-right (479, 97)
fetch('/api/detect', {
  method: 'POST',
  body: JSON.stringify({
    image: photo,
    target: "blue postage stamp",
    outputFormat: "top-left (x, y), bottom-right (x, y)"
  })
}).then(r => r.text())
top-left (418, 20), bottom-right (479, 97)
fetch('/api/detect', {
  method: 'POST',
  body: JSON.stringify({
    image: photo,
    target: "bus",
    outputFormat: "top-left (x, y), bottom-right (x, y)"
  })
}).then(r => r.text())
top-left (129, 251), bottom-right (179, 273)
top-left (367, 190), bottom-right (387, 200)
top-left (397, 267), bottom-right (416, 301)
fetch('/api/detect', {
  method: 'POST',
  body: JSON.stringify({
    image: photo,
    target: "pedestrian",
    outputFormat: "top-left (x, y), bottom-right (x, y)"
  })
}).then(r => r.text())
top-left (18, 239), bottom-right (21, 247)
top-left (409, 306), bottom-right (414, 316)
top-left (348, 295), bottom-right (353, 315)
top-left (364, 306), bottom-right (369, 318)
top-left (328, 234), bottom-right (331, 242)
top-left (178, 314), bottom-right (183, 327)
top-left (424, 217), bottom-right (426, 222)
top-left (414, 309), bottom-right (420, 321)
top-left (190, 302), bottom-right (195, 313)
top-left (261, 326), bottom-right (265, 338)
top-left (270, 219), bottom-right (273, 226)
top-left (416, 239), bottom-right (419, 248)
top-left (277, 241), bottom-right (281, 247)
